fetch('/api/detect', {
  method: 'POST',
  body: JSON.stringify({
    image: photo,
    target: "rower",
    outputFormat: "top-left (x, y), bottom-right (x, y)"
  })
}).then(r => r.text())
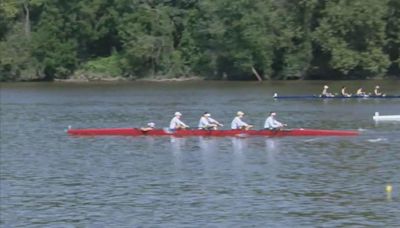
top-left (264, 112), bottom-right (286, 130)
top-left (321, 85), bottom-right (334, 97)
top-left (141, 122), bottom-right (155, 131)
top-left (356, 87), bottom-right (367, 96)
top-left (374, 85), bottom-right (385, 96)
top-left (198, 112), bottom-right (223, 130)
top-left (169, 112), bottom-right (189, 130)
top-left (340, 86), bottom-right (351, 97)
top-left (231, 111), bottom-right (253, 130)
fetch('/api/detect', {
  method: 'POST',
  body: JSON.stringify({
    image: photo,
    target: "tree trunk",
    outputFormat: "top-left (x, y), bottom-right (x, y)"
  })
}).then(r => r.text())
top-left (23, 1), bottom-right (31, 39)
top-left (251, 66), bottom-right (263, 81)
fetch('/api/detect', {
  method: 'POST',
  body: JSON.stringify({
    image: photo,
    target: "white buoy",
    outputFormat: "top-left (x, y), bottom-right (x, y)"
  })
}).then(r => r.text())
top-left (373, 112), bottom-right (400, 121)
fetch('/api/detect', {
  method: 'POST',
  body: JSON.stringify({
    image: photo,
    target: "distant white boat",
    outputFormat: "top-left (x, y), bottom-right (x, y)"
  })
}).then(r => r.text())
top-left (373, 112), bottom-right (400, 121)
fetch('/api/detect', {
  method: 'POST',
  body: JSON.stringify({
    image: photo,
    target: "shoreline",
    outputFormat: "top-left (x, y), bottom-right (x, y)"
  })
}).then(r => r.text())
top-left (52, 75), bottom-right (205, 83)
top-left (2, 74), bottom-right (399, 83)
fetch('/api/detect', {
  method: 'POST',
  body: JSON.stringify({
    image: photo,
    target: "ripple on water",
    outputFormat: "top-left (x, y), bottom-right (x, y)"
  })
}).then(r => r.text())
top-left (1, 82), bottom-right (400, 227)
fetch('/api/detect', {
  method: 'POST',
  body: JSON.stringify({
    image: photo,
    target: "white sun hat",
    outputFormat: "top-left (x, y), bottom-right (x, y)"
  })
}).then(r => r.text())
top-left (174, 112), bottom-right (182, 116)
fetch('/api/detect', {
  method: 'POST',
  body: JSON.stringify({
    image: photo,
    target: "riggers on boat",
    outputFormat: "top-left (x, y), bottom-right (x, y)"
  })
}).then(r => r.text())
top-left (273, 93), bottom-right (400, 99)
top-left (67, 127), bottom-right (359, 137)
top-left (373, 112), bottom-right (400, 121)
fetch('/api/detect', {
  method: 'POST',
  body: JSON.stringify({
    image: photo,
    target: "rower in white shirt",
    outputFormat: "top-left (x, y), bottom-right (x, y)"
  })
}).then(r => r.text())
top-left (264, 112), bottom-right (287, 130)
top-left (231, 111), bottom-right (253, 130)
top-left (340, 86), bottom-right (351, 97)
top-left (321, 85), bottom-right (334, 97)
top-left (198, 112), bottom-right (223, 130)
top-left (374, 85), bottom-right (385, 96)
top-left (356, 87), bottom-right (367, 96)
top-left (169, 112), bottom-right (189, 130)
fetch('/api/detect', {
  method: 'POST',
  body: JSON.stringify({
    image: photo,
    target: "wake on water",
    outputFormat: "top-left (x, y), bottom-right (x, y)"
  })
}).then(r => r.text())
top-left (367, 138), bottom-right (388, 143)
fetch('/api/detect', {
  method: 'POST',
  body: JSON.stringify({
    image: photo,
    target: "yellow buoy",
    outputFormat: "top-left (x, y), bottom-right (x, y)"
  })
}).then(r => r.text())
top-left (386, 185), bottom-right (393, 193)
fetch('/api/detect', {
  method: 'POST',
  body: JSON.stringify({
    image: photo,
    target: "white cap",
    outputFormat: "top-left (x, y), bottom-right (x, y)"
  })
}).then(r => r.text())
top-left (147, 122), bottom-right (155, 128)
top-left (271, 112), bottom-right (276, 116)
top-left (174, 112), bottom-right (182, 116)
top-left (237, 111), bottom-right (244, 116)
top-left (324, 85), bottom-right (329, 89)
top-left (205, 113), bottom-right (211, 117)
top-left (375, 85), bottom-right (380, 89)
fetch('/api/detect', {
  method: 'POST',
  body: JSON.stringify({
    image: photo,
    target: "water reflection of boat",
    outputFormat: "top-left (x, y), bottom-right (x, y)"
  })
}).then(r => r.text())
top-left (170, 137), bottom-right (186, 167)
top-left (231, 137), bottom-right (247, 153)
top-left (170, 137), bottom-right (186, 150)
top-left (198, 137), bottom-right (217, 176)
top-left (231, 138), bottom-right (248, 167)
top-left (198, 137), bottom-right (218, 151)
top-left (265, 138), bottom-right (279, 152)
top-left (231, 138), bottom-right (247, 182)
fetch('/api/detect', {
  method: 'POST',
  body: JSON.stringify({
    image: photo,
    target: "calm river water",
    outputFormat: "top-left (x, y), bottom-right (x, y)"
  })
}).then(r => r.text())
top-left (1, 81), bottom-right (400, 227)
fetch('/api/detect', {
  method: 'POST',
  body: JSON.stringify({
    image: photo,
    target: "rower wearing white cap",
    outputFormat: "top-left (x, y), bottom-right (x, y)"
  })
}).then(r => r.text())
top-left (356, 87), bottom-right (367, 96)
top-left (264, 112), bottom-right (286, 130)
top-left (321, 85), bottom-right (334, 97)
top-left (198, 112), bottom-right (223, 130)
top-left (141, 122), bottom-right (156, 131)
top-left (231, 111), bottom-right (253, 130)
top-left (169, 112), bottom-right (189, 130)
top-left (340, 86), bottom-right (351, 97)
top-left (374, 85), bottom-right (385, 96)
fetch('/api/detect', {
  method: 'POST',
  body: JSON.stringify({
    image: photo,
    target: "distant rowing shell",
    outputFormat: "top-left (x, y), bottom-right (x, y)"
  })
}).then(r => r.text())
top-left (373, 112), bottom-right (400, 121)
top-left (273, 93), bottom-right (400, 99)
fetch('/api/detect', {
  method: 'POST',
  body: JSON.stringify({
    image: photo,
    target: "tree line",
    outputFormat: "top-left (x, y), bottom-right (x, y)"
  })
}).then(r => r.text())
top-left (1, 0), bottom-right (399, 81)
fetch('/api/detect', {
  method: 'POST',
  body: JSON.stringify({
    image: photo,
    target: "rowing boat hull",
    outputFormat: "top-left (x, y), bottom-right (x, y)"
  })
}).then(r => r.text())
top-left (273, 95), bottom-right (400, 99)
top-left (373, 115), bottom-right (400, 121)
top-left (67, 128), bottom-right (359, 137)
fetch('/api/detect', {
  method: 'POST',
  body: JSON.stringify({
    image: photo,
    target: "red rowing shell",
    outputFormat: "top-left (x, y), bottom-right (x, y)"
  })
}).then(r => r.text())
top-left (67, 128), bottom-right (359, 137)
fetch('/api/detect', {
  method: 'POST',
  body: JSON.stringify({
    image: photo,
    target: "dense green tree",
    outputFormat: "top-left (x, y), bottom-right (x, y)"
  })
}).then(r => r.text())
top-left (385, 0), bottom-right (400, 76)
top-left (0, 0), bottom-right (399, 81)
top-left (0, 0), bottom-right (19, 39)
top-left (185, 0), bottom-right (277, 80)
top-left (184, 0), bottom-right (318, 80)
top-left (313, 0), bottom-right (390, 79)
top-left (117, 3), bottom-right (176, 77)
top-left (0, 0), bottom-right (44, 80)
